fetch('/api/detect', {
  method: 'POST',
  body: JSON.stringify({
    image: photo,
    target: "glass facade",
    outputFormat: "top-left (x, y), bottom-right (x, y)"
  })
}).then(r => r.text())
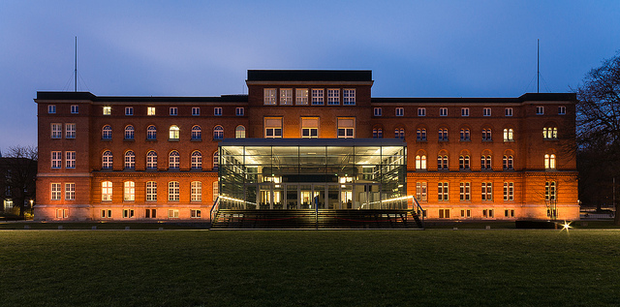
top-left (219, 139), bottom-right (407, 210)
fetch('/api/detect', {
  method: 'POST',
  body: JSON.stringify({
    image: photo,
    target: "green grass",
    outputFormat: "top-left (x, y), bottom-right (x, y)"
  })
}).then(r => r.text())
top-left (1, 230), bottom-right (619, 307)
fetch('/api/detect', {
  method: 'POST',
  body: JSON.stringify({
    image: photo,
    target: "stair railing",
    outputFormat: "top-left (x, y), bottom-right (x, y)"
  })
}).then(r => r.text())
top-left (209, 196), bottom-right (221, 225)
top-left (411, 195), bottom-right (425, 227)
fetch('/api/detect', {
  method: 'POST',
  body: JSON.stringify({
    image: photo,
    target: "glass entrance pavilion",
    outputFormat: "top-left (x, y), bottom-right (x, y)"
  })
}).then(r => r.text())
top-left (218, 138), bottom-right (407, 210)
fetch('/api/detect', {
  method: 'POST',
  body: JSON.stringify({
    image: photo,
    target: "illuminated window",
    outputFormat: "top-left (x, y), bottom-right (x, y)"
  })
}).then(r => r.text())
top-left (481, 182), bottom-right (492, 201)
top-left (236, 107), bottom-right (244, 116)
top-left (459, 182), bottom-right (471, 201)
top-left (65, 183), bottom-right (75, 200)
top-left (337, 118), bottom-right (355, 139)
top-left (124, 125), bottom-right (134, 140)
top-left (191, 151), bottom-right (202, 170)
top-left (51, 123), bottom-right (62, 139)
top-left (146, 150), bottom-right (157, 170)
top-left (102, 125), bottom-right (112, 140)
top-left (461, 108), bottom-right (470, 117)
top-left (168, 181), bottom-right (180, 201)
top-left (48, 105), bottom-right (56, 114)
top-left (503, 128), bottom-right (514, 142)
top-left (296, 89), bottom-right (309, 105)
top-left (543, 127), bottom-right (558, 139)
top-left (102, 151), bottom-right (113, 169)
top-left (65, 123), bottom-right (76, 139)
top-left (438, 208), bottom-right (450, 218)
top-left (311, 89), bottom-right (324, 105)
top-left (147, 125), bottom-right (157, 140)
top-left (192, 107), bottom-right (200, 116)
top-left (505, 108), bottom-right (513, 116)
top-left (124, 181), bottom-right (135, 201)
top-left (418, 108), bottom-right (426, 116)
top-left (103, 106), bottom-right (111, 115)
top-left (65, 151), bottom-right (76, 169)
top-left (168, 209), bottom-right (180, 218)
top-left (438, 182), bottom-right (449, 201)
top-left (214, 107), bottom-right (222, 116)
top-left (265, 117), bottom-right (282, 138)
top-left (544, 154), bottom-right (556, 169)
top-left (125, 107), bottom-right (133, 116)
top-left (213, 125), bottom-right (224, 140)
top-left (51, 151), bottom-right (62, 169)
top-left (191, 125), bottom-right (202, 140)
top-left (51, 183), bottom-right (61, 200)
top-left (483, 108), bottom-right (491, 116)
top-left (301, 117), bottom-right (319, 139)
top-left (343, 89), bottom-right (355, 105)
top-left (264, 88), bottom-right (276, 105)
top-left (503, 182), bottom-right (514, 201)
top-left (416, 182), bottom-right (427, 202)
top-left (147, 107), bottom-right (156, 116)
top-left (213, 181), bottom-right (219, 201)
top-left (417, 128), bottom-right (427, 141)
top-left (191, 209), bottom-right (202, 218)
top-left (146, 181), bottom-right (157, 202)
top-left (56, 209), bottom-right (68, 219)
top-left (169, 107), bottom-right (178, 116)
top-left (169, 125), bottom-right (179, 140)
top-left (374, 107), bottom-right (382, 116)
top-left (213, 151), bottom-right (219, 170)
top-left (102, 181), bottom-right (112, 201)
top-left (281, 89), bottom-right (293, 105)
top-left (415, 155), bottom-right (427, 170)
top-left (124, 150), bottom-right (135, 170)
top-left (191, 181), bottom-right (202, 202)
top-left (236, 126), bottom-right (246, 138)
top-left (440, 107), bottom-right (448, 116)
top-left (169, 151), bottom-right (180, 170)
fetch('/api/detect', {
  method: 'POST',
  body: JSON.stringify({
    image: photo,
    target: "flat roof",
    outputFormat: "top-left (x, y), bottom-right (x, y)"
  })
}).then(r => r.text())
top-left (219, 138), bottom-right (406, 147)
top-left (372, 93), bottom-right (577, 104)
top-left (247, 70), bottom-right (373, 82)
top-left (36, 92), bottom-right (248, 103)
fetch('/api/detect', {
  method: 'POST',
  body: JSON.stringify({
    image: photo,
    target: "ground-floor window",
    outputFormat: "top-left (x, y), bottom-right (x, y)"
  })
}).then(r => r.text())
top-left (168, 209), bottom-right (179, 218)
top-left (191, 209), bottom-right (202, 218)
top-left (460, 209), bottom-right (471, 218)
top-left (483, 209), bottom-right (494, 218)
top-left (439, 208), bottom-right (450, 219)
top-left (101, 209), bottom-right (112, 218)
top-left (504, 209), bottom-right (515, 218)
top-left (123, 209), bottom-right (135, 218)
top-left (56, 208), bottom-right (68, 219)
top-left (145, 209), bottom-right (157, 219)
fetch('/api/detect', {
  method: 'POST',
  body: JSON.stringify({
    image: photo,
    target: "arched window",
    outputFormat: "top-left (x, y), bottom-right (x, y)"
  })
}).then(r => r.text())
top-left (417, 128), bottom-right (427, 141)
top-left (102, 125), bottom-right (112, 140)
top-left (503, 128), bottom-right (514, 141)
top-left (102, 150), bottom-right (113, 169)
top-left (481, 153), bottom-right (492, 170)
top-left (147, 125), bottom-right (157, 140)
top-left (213, 125), bottom-right (224, 140)
top-left (438, 128), bottom-right (448, 141)
top-left (169, 151), bottom-right (180, 170)
top-left (394, 128), bottom-right (405, 139)
top-left (416, 155), bottom-right (427, 170)
top-left (545, 154), bottom-right (556, 169)
top-left (437, 153), bottom-right (448, 170)
top-left (146, 150), bottom-right (158, 170)
top-left (124, 125), bottom-right (134, 140)
top-left (543, 127), bottom-right (558, 139)
top-left (101, 181), bottom-right (113, 201)
top-left (460, 128), bottom-right (470, 141)
top-left (503, 154), bottom-right (514, 170)
top-left (459, 155), bottom-right (470, 170)
top-left (213, 151), bottom-right (219, 170)
top-left (191, 151), bottom-right (202, 170)
top-left (169, 125), bottom-right (180, 140)
top-left (373, 128), bottom-right (383, 138)
top-left (236, 126), bottom-right (246, 138)
top-left (124, 150), bottom-right (135, 170)
top-left (482, 128), bottom-right (492, 141)
top-left (191, 125), bottom-right (202, 140)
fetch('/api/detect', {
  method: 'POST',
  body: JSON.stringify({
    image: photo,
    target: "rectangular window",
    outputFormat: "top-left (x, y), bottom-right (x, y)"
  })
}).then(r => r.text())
top-left (169, 107), bottom-right (178, 116)
top-left (264, 88), bottom-right (277, 105)
top-left (296, 88), bottom-right (309, 105)
top-left (124, 181), bottom-right (135, 201)
top-left (213, 181), bottom-right (219, 202)
top-left (192, 107), bottom-right (200, 116)
top-left (558, 106), bottom-right (566, 115)
top-left (483, 108), bottom-right (491, 116)
top-left (265, 117), bottom-right (283, 138)
top-left (460, 209), bottom-right (471, 218)
top-left (65, 123), bottom-right (76, 139)
top-left (461, 108), bottom-right (470, 117)
top-left (416, 182), bottom-right (427, 202)
top-left (147, 107), bottom-right (156, 116)
top-left (438, 182), bottom-right (449, 201)
top-left (327, 89), bottom-right (340, 105)
top-left (168, 181), bottom-right (180, 201)
top-left (337, 118), bottom-right (355, 139)
top-left (483, 209), bottom-right (495, 218)
top-left (168, 209), bottom-right (180, 218)
top-left (146, 181), bottom-right (157, 201)
top-left (236, 107), bottom-right (244, 116)
top-left (71, 105), bottom-right (79, 114)
top-left (438, 209), bottom-right (450, 219)
top-left (101, 209), bottom-right (112, 218)
top-left (65, 151), bottom-right (76, 169)
top-left (191, 181), bottom-right (202, 202)
top-left (459, 182), bottom-right (471, 201)
top-left (505, 209), bottom-right (515, 218)
top-left (214, 107), bottom-right (222, 116)
top-left (48, 105), bottom-right (56, 114)
top-left (65, 183), bottom-right (75, 200)
top-left (56, 209), bottom-right (68, 219)
top-left (280, 89), bottom-right (293, 105)
top-left (51, 123), bottom-right (62, 139)
top-left (51, 183), bottom-right (61, 200)
top-left (418, 108), bottom-right (426, 116)
top-left (301, 117), bottom-right (319, 139)
top-left (122, 209), bottom-right (135, 219)
top-left (545, 181), bottom-right (556, 201)
top-left (536, 106), bottom-right (544, 115)
top-left (440, 107), bottom-right (448, 116)
top-left (51, 151), bottom-right (62, 169)
top-left (343, 89), bottom-right (355, 105)
top-left (505, 108), bottom-right (513, 116)
top-left (102, 181), bottom-right (113, 201)
top-left (396, 107), bottom-right (404, 116)
top-left (191, 209), bottom-right (202, 218)
top-left (374, 107), bottom-right (382, 116)
top-left (503, 182), bottom-right (514, 201)
top-left (481, 182), bottom-right (492, 201)
top-left (311, 89), bottom-right (324, 105)
top-left (145, 209), bottom-right (156, 219)
top-left (103, 106), bottom-right (111, 115)
top-left (125, 107), bottom-right (134, 116)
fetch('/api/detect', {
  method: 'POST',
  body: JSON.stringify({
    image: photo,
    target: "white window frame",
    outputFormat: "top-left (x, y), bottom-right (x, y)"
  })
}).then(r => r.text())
top-left (483, 107), bottom-right (491, 116)
top-left (191, 151), bottom-right (202, 170)
top-left (415, 182), bottom-right (427, 202)
top-left (343, 89), bottom-right (355, 105)
top-left (71, 105), bottom-right (79, 114)
top-left (51, 151), bottom-right (62, 169)
top-left (65, 151), bottom-right (76, 169)
top-left (396, 107), bottom-right (404, 116)
top-left (146, 181), bottom-right (157, 202)
top-left (191, 209), bottom-right (202, 218)
top-left (417, 108), bottom-right (426, 116)
top-left (327, 89), bottom-right (340, 105)
top-left (51, 123), bottom-right (62, 139)
top-left (536, 106), bottom-right (544, 115)
top-left (505, 108), bottom-right (513, 116)
top-left (65, 123), bottom-right (76, 139)
top-left (264, 88), bottom-right (276, 105)
top-left (124, 181), bottom-right (135, 201)
top-left (504, 182), bottom-right (514, 201)
top-left (213, 181), bottom-right (219, 201)
top-left (191, 181), bottom-right (202, 202)
top-left (280, 89), bottom-right (293, 105)
top-left (236, 107), bottom-right (244, 116)
top-left (374, 107), bottom-right (382, 116)
top-left (51, 183), bottom-right (61, 200)
top-left (461, 108), bottom-right (470, 117)
top-left (168, 209), bottom-right (180, 218)
top-left (124, 125), bottom-right (134, 140)
top-left (48, 105), bottom-right (56, 114)
top-left (311, 89), bottom-right (324, 105)
top-left (102, 151), bottom-right (113, 169)
top-left (124, 150), bottom-right (135, 170)
top-left (296, 89), bottom-right (309, 105)
top-left (169, 151), bottom-right (180, 170)
top-left (192, 107), bottom-right (200, 116)
top-left (168, 181), bottom-right (180, 201)
top-left (214, 107), bottom-right (222, 116)
top-left (169, 125), bottom-right (180, 140)
top-left (235, 126), bottom-right (246, 138)
top-left (213, 125), bottom-right (224, 140)
top-left (191, 125), bottom-right (202, 140)
top-left (558, 106), bottom-right (566, 115)
top-left (65, 183), bottom-right (75, 200)
top-left (440, 107), bottom-right (448, 116)
top-left (415, 155), bottom-right (427, 170)
top-left (481, 182), bottom-right (492, 201)
top-left (147, 125), bottom-right (157, 140)
top-left (103, 106), bottom-right (111, 115)
top-left (102, 181), bottom-right (113, 201)
top-left (147, 107), bottom-right (156, 116)
top-left (125, 107), bottom-right (134, 116)
top-left (438, 182), bottom-right (449, 201)
top-left (169, 107), bottom-right (178, 116)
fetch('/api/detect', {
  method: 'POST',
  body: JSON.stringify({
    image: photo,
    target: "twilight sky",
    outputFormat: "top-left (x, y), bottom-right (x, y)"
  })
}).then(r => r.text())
top-left (1, 0), bottom-right (619, 152)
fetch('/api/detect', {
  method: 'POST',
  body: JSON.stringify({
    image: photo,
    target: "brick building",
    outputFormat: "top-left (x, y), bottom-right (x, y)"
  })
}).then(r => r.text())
top-left (34, 70), bottom-right (579, 222)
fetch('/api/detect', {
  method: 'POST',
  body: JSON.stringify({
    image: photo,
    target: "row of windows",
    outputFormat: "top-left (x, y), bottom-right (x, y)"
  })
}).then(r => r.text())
top-left (435, 208), bottom-right (517, 219)
top-left (373, 106), bottom-right (567, 117)
top-left (99, 106), bottom-right (244, 116)
top-left (264, 88), bottom-right (356, 106)
top-left (51, 151), bottom-right (76, 169)
top-left (50, 123), bottom-right (76, 139)
top-left (414, 181), bottom-right (556, 202)
top-left (101, 125), bottom-right (246, 141)
top-left (53, 208), bottom-right (203, 219)
top-left (48, 105), bottom-right (79, 114)
top-left (101, 150), bottom-right (219, 171)
top-left (101, 181), bottom-right (218, 202)
top-left (373, 127), bottom-right (558, 142)
top-left (414, 153), bottom-right (555, 171)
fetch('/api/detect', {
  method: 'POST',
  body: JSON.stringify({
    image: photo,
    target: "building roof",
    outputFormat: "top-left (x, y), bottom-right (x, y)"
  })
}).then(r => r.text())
top-left (372, 93), bottom-right (577, 104)
top-left (219, 138), bottom-right (406, 147)
top-left (247, 70), bottom-right (373, 82)
top-left (36, 92), bottom-right (248, 103)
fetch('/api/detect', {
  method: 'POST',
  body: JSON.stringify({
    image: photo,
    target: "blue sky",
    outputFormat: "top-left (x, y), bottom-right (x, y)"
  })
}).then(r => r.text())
top-left (1, 0), bottom-right (619, 151)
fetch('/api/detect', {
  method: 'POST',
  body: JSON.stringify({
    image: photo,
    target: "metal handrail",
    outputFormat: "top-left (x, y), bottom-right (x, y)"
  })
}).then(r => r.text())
top-left (209, 196), bottom-right (220, 224)
top-left (411, 195), bottom-right (425, 227)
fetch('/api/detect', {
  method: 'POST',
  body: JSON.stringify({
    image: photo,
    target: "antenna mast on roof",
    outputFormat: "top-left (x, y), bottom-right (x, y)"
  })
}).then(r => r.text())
top-left (74, 36), bottom-right (78, 92)
top-left (537, 39), bottom-right (539, 93)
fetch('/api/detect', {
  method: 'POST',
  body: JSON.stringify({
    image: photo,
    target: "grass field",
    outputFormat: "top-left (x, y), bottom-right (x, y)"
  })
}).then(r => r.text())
top-left (1, 229), bottom-right (619, 307)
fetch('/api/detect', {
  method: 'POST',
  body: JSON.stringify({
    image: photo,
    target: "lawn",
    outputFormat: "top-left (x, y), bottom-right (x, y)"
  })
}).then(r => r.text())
top-left (1, 229), bottom-right (619, 307)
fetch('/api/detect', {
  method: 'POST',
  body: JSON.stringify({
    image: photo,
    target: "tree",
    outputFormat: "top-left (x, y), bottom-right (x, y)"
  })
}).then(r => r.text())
top-left (2, 145), bottom-right (38, 218)
top-left (576, 51), bottom-right (620, 224)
